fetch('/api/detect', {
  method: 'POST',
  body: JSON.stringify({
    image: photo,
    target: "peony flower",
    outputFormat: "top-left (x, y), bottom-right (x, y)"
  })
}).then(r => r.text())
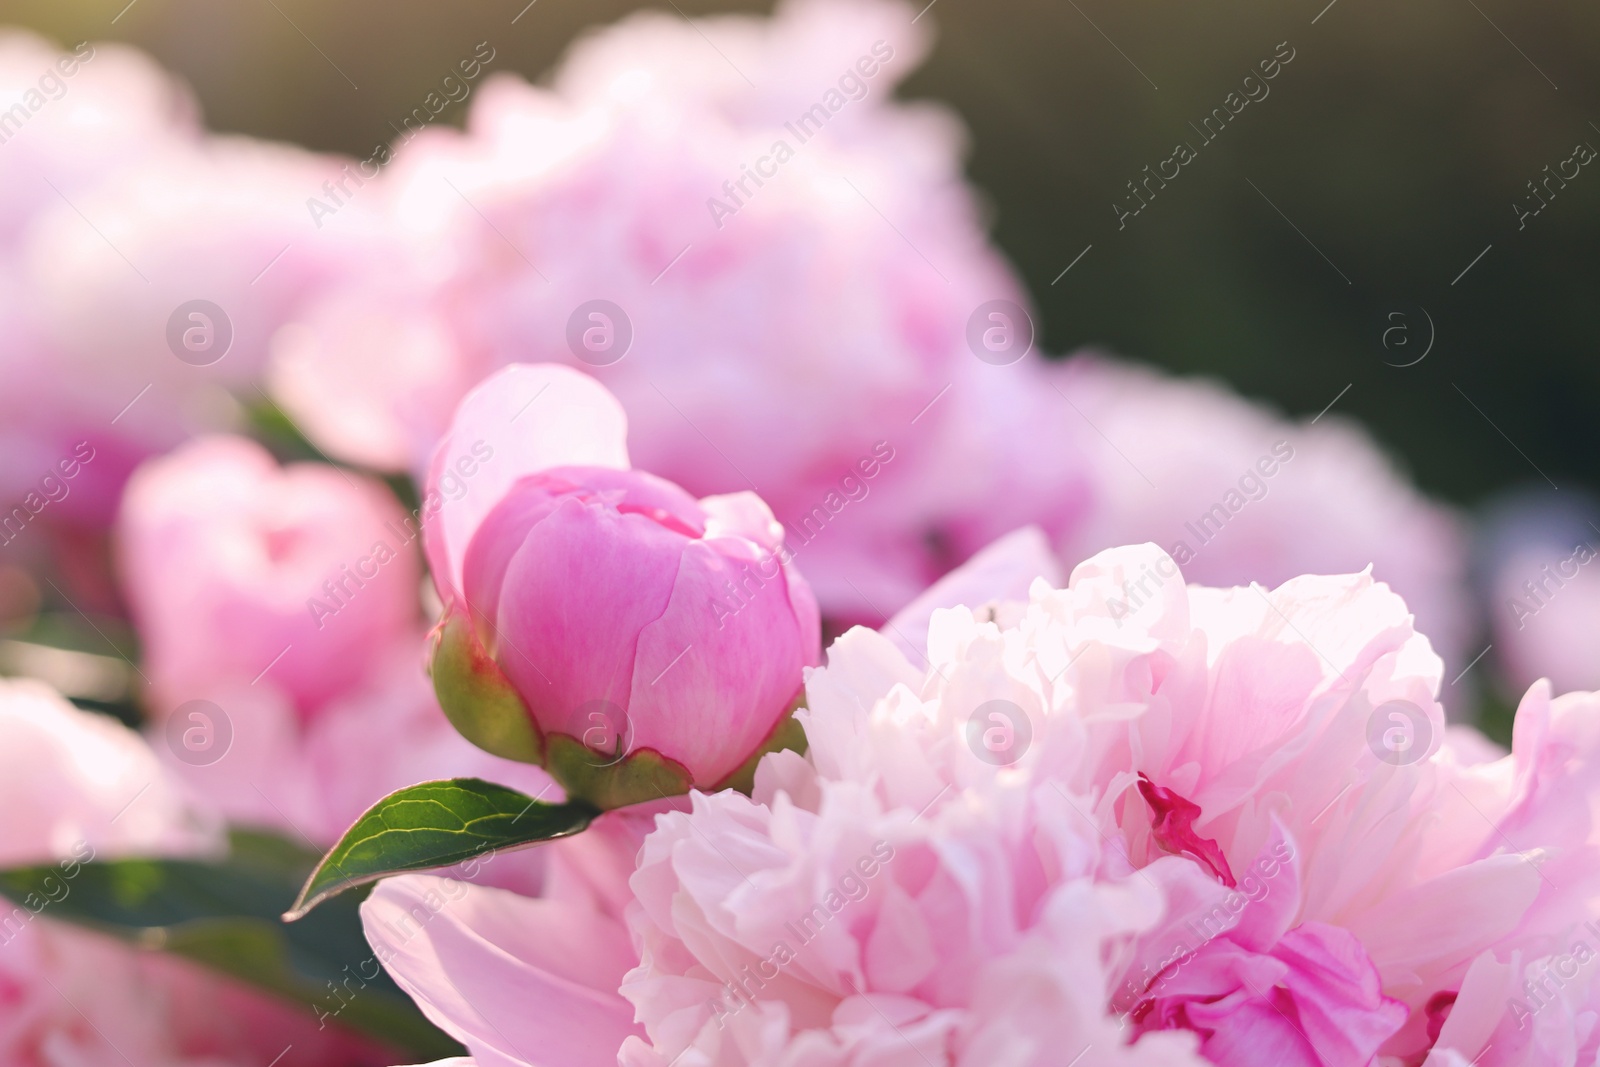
top-left (367, 533), bottom-right (1600, 1066)
top-left (424, 364), bottom-right (820, 809)
top-left (359, 536), bottom-right (1216, 1066)
top-left (117, 434), bottom-right (421, 719)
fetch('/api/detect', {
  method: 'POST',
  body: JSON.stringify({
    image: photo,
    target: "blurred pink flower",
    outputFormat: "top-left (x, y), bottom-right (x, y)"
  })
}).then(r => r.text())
top-left (0, 908), bottom-right (390, 1067)
top-left (788, 353), bottom-right (1095, 620)
top-left (1491, 546), bottom-right (1600, 697)
top-left (117, 433), bottom-right (555, 875)
top-left (0, 32), bottom-right (198, 246)
top-left (260, 1), bottom-right (1468, 681)
top-left (117, 434), bottom-right (421, 719)
top-left (0, 24), bottom-right (1470, 725)
top-left (1478, 491), bottom-right (1600, 696)
top-left (0, 32), bottom-right (387, 542)
top-left (0, 678), bottom-right (383, 1067)
top-left (760, 350), bottom-right (1471, 680)
top-left (154, 634), bottom-right (555, 860)
top-left (0, 677), bottom-right (218, 864)
top-left (269, 0), bottom-right (1023, 542)
top-left (971, 355), bottom-right (1471, 672)
top-left (425, 364), bottom-right (820, 801)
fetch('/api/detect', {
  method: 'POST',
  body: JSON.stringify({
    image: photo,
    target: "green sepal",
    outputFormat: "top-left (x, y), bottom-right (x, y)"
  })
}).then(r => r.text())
top-left (713, 694), bottom-right (809, 795)
top-left (543, 733), bottom-right (695, 810)
top-left (429, 608), bottom-right (543, 764)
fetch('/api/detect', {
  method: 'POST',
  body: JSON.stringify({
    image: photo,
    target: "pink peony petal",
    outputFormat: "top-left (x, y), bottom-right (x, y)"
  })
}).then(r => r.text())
top-left (424, 364), bottom-right (629, 602)
top-left (363, 875), bottom-right (641, 1067)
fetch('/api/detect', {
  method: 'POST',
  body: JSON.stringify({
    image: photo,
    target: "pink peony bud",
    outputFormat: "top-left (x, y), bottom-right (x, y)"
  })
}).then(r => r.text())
top-left (117, 435), bottom-right (421, 719)
top-left (424, 364), bottom-right (819, 809)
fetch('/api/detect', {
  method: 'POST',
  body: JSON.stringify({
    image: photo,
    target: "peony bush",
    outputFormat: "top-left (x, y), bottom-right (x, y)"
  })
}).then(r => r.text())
top-left (0, 1), bottom-right (1588, 1066)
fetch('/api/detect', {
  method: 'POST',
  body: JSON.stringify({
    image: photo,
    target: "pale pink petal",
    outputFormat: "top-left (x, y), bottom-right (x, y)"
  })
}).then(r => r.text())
top-left (363, 875), bottom-right (641, 1067)
top-left (883, 526), bottom-right (1062, 663)
top-left (424, 364), bottom-right (630, 601)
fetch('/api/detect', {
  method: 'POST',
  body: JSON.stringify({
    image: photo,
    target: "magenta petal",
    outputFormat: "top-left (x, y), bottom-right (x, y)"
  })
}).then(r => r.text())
top-left (1140, 922), bottom-right (1405, 1067)
top-left (1139, 773), bottom-right (1236, 887)
top-left (1267, 923), bottom-right (1408, 1064)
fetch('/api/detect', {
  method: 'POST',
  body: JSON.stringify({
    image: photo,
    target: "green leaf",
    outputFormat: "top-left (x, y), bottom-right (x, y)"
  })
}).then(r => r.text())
top-left (286, 778), bottom-right (597, 921)
top-left (0, 829), bottom-right (462, 1061)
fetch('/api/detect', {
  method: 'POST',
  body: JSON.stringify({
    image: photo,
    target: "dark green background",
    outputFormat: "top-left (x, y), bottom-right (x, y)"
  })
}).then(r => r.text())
top-left (14, 0), bottom-right (1598, 506)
